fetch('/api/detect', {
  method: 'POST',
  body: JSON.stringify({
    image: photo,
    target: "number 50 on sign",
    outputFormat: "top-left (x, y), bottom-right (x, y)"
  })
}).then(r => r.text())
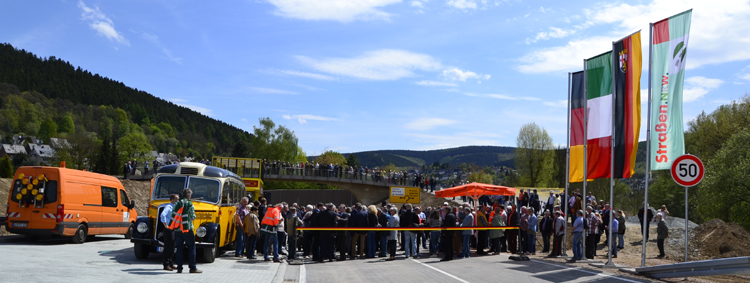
top-left (671, 154), bottom-right (704, 187)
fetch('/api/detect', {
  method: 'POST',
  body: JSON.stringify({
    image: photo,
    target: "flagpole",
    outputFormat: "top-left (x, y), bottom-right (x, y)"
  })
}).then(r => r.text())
top-left (642, 22), bottom-right (654, 268)
top-left (580, 59), bottom-right (588, 260)
top-left (563, 72), bottom-right (572, 258)
top-left (606, 41), bottom-right (617, 267)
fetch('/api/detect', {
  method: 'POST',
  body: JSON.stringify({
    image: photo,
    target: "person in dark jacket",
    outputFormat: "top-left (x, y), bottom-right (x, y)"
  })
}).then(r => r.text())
top-left (400, 204), bottom-right (420, 258)
top-left (377, 208), bottom-right (389, 257)
top-left (310, 203), bottom-right (322, 261)
top-left (656, 213), bottom-right (669, 258)
top-left (440, 207), bottom-right (457, 261)
top-left (317, 203), bottom-right (338, 262)
top-left (336, 210), bottom-right (350, 261)
top-left (540, 210), bottom-right (554, 253)
top-left (349, 204), bottom-right (369, 259)
top-left (506, 205), bottom-right (520, 254)
top-left (638, 204), bottom-right (654, 241)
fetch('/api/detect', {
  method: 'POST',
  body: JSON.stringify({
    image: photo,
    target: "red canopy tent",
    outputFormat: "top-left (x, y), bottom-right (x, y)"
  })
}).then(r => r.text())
top-left (434, 182), bottom-right (516, 202)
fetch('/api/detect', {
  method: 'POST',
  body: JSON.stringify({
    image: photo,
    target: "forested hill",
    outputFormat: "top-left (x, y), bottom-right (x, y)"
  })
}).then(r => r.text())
top-left (0, 43), bottom-right (251, 151)
top-left (345, 146), bottom-right (516, 169)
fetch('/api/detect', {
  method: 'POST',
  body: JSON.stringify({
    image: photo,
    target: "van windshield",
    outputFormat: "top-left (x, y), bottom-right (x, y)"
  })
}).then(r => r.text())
top-left (152, 175), bottom-right (221, 204)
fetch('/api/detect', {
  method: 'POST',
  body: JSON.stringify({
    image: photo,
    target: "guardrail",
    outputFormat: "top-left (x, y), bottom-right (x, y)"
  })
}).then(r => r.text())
top-left (635, 256), bottom-right (750, 278)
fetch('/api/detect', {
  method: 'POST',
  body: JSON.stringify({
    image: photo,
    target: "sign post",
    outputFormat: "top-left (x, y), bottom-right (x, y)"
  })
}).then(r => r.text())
top-left (670, 154), bottom-right (704, 263)
top-left (390, 187), bottom-right (420, 204)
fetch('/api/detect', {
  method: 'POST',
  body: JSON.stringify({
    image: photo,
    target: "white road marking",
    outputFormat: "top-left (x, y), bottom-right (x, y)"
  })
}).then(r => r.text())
top-left (530, 259), bottom-right (644, 283)
top-left (411, 259), bottom-right (470, 283)
top-left (299, 264), bottom-right (306, 283)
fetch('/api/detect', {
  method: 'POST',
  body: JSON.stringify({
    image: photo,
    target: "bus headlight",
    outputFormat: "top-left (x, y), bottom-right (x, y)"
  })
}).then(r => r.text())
top-left (137, 222), bottom-right (149, 233)
top-left (196, 226), bottom-right (207, 238)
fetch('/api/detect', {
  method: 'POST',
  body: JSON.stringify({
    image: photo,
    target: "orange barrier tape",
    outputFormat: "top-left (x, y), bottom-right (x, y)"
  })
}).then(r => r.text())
top-left (296, 226), bottom-right (520, 231)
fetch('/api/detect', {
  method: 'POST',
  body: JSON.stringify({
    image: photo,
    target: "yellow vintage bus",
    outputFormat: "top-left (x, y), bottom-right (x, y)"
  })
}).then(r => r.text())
top-left (130, 162), bottom-right (245, 263)
top-left (212, 157), bottom-right (263, 201)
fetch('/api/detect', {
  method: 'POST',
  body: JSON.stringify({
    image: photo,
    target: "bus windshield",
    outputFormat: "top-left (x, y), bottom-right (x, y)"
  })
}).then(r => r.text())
top-left (152, 176), bottom-right (221, 204)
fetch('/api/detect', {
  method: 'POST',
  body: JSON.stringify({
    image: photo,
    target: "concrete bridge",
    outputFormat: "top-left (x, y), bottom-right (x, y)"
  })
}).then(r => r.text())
top-left (263, 170), bottom-right (415, 205)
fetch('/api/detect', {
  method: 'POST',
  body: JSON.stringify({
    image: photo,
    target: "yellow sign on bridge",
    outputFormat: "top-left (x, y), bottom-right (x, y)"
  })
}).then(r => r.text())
top-left (389, 186), bottom-right (420, 204)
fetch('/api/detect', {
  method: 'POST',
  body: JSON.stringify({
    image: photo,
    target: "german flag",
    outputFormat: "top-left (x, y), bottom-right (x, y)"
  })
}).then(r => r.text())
top-left (569, 71), bottom-right (586, 182)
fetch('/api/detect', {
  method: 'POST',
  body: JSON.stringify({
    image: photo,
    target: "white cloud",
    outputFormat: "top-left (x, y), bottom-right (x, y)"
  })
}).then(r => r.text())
top-left (296, 49), bottom-right (443, 80)
top-left (406, 118), bottom-right (457, 130)
top-left (266, 0), bottom-right (401, 22)
top-left (241, 118), bottom-right (248, 123)
top-left (462, 92), bottom-right (540, 101)
top-left (543, 100), bottom-right (568, 108)
top-left (278, 70), bottom-right (336, 80)
top-left (169, 99), bottom-right (212, 116)
top-left (519, 0), bottom-right (750, 73)
top-left (526, 27), bottom-right (575, 44)
top-left (282, 114), bottom-right (339, 124)
top-left (78, 1), bottom-right (128, 45)
top-left (447, 0), bottom-right (477, 10)
top-left (683, 76), bottom-right (723, 102)
top-left (442, 68), bottom-right (490, 82)
top-left (249, 87), bottom-right (299, 95)
top-left (415, 80), bottom-right (458, 87)
top-left (141, 33), bottom-right (182, 64)
top-left (517, 36), bottom-right (613, 74)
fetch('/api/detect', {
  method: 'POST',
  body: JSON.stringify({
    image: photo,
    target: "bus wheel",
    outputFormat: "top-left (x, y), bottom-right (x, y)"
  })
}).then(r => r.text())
top-left (125, 224), bottom-right (134, 239)
top-left (72, 224), bottom-right (87, 244)
top-left (201, 239), bottom-right (219, 263)
top-left (134, 243), bottom-right (150, 259)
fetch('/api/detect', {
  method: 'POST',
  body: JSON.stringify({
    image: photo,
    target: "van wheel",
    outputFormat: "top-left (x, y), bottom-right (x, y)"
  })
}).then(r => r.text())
top-left (72, 224), bottom-right (87, 244)
top-left (125, 224), bottom-right (134, 239)
top-left (134, 243), bottom-right (150, 259)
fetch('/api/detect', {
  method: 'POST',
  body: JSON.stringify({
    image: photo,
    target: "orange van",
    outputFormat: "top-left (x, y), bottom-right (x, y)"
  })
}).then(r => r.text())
top-left (5, 166), bottom-right (138, 243)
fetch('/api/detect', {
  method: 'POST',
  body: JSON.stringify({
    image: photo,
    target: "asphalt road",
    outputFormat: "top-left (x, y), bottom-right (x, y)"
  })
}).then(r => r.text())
top-left (0, 235), bottom-right (654, 283)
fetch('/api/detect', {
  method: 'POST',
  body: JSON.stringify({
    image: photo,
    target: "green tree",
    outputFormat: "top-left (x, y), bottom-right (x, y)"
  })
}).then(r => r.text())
top-left (295, 146), bottom-right (308, 163)
top-left (700, 127), bottom-right (750, 230)
top-left (118, 132), bottom-right (153, 165)
top-left (346, 154), bottom-right (359, 167)
top-left (94, 133), bottom-right (111, 174)
top-left (232, 141), bottom-right (250, 158)
top-left (467, 170), bottom-right (493, 184)
top-left (38, 118), bottom-right (58, 142)
top-left (55, 131), bottom-right (97, 170)
top-left (316, 150), bottom-right (346, 165)
top-left (157, 122), bottom-right (175, 138)
top-left (382, 163), bottom-right (397, 172)
top-left (251, 118), bottom-right (298, 161)
top-left (514, 122), bottom-right (554, 187)
top-left (0, 155), bottom-right (13, 178)
top-left (58, 114), bottom-right (75, 134)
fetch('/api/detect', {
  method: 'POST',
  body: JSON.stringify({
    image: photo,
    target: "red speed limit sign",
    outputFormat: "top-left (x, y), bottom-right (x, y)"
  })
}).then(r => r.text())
top-left (671, 154), bottom-right (704, 187)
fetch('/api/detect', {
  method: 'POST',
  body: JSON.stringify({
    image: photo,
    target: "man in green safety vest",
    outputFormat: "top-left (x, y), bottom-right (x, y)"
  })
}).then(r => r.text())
top-left (170, 188), bottom-right (202, 273)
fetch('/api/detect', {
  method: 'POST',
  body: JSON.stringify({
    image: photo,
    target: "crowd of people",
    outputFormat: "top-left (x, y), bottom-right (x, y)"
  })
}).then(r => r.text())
top-left (159, 186), bottom-right (671, 273)
top-left (229, 189), bottom-right (645, 264)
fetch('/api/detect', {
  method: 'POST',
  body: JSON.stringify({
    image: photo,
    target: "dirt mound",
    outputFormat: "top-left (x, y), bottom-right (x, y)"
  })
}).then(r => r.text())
top-left (692, 219), bottom-right (750, 259)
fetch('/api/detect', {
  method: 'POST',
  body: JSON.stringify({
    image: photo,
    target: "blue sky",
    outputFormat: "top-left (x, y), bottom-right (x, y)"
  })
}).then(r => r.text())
top-left (2, 0), bottom-right (750, 155)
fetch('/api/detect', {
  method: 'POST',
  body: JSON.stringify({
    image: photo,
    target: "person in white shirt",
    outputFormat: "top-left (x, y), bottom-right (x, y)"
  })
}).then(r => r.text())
top-left (160, 194), bottom-right (179, 271)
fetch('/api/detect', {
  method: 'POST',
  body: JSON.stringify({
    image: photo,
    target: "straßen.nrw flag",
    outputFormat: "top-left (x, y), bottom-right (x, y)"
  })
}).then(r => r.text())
top-left (650, 10), bottom-right (691, 170)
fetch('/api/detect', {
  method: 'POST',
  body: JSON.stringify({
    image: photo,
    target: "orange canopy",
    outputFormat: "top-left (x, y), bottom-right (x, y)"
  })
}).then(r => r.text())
top-left (435, 182), bottom-right (516, 200)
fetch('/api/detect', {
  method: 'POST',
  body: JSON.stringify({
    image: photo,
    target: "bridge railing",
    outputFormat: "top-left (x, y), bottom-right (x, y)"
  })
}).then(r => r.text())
top-left (263, 165), bottom-right (420, 187)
